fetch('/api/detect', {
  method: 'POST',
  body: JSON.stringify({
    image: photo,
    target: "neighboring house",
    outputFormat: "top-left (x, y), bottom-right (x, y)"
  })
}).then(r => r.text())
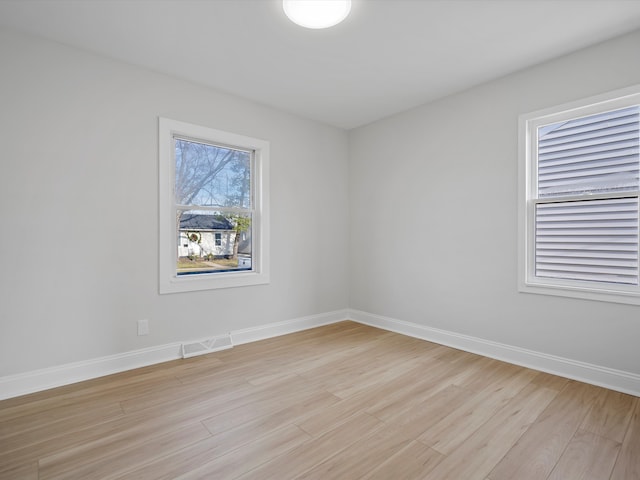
top-left (178, 213), bottom-right (235, 258)
top-left (237, 227), bottom-right (252, 268)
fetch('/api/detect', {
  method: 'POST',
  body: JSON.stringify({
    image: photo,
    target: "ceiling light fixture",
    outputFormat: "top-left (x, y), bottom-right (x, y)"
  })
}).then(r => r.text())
top-left (283, 0), bottom-right (352, 29)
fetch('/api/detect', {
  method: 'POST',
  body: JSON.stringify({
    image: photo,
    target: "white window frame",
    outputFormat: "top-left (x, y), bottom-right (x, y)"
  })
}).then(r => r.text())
top-left (518, 85), bottom-right (640, 305)
top-left (159, 117), bottom-right (270, 294)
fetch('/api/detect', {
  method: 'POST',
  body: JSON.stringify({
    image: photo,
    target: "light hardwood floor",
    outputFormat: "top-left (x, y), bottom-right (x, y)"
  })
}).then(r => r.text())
top-left (1, 321), bottom-right (638, 479)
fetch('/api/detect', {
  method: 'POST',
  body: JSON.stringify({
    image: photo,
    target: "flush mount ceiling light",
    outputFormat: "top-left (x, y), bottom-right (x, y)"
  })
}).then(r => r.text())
top-left (283, 0), bottom-right (352, 29)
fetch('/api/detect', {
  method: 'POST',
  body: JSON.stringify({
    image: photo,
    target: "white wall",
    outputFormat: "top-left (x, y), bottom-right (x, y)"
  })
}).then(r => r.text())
top-left (0, 28), bottom-right (349, 377)
top-left (2, 24), bottom-right (640, 390)
top-left (349, 29), bottom-right (640, 376)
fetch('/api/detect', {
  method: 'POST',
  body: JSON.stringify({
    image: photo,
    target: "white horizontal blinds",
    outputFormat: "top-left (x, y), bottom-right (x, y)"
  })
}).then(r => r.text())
top-left (535, 198), bottom-right (639, 285)
top-left (538, 106), bottom-right (639, 197)
top-left (534, 104), bottom-right (640, 286)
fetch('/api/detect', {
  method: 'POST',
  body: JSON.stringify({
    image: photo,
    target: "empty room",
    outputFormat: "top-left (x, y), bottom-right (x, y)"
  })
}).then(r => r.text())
top-left (1, 0), bottom-right (640, 478)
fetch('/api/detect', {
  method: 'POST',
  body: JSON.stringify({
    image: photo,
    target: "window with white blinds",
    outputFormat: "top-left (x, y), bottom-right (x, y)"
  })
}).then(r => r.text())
top-left (519, 86), bottom-right (640, 304)
top-left (537, 106), bottom-right (639, 198)
top-left (535, 198), bottom-right (638, 285)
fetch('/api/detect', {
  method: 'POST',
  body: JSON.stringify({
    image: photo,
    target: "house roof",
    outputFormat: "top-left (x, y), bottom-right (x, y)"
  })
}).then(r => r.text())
top-left (179, 214), bottom-right (233, 231)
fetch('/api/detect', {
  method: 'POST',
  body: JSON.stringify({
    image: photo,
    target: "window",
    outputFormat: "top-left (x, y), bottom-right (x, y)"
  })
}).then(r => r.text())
top-left (159, 118), bottom-right (269, 293)
top-left (519, 86), bottom-right (640, 304)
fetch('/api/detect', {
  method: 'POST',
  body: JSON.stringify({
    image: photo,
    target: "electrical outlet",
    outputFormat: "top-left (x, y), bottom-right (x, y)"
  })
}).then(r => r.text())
top-left (137, 319), bottom-right (149, 336)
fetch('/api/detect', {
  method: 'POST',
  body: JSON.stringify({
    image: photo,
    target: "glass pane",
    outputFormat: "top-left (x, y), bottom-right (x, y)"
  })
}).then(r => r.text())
top-left (537, 106), bottom-right (639, 197)
top-left (177, 210), bottom-right (252, 275)
top-left (175, 138), bottom-right (251, 208)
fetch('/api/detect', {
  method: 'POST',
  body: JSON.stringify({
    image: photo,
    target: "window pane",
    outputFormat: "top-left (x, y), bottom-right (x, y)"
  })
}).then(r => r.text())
top-left (535, 198), bottom-right (639, 285)
top-left (175, 138), bottom-right (251, 208)
top-left (177, 210), bottom-right (252, 275)
top-left (538, 106), bottom-right (639, 197)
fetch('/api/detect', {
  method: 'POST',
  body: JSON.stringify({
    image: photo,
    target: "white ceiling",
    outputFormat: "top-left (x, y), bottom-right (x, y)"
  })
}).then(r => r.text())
top-left (1, 0), bottom-right (640, 129)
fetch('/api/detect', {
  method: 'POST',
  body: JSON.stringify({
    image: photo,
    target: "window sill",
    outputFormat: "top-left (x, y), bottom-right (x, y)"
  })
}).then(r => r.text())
top-left (519, 280), bottom-right (640, 306)
top-left (160, 270), bottom-right (269, 294)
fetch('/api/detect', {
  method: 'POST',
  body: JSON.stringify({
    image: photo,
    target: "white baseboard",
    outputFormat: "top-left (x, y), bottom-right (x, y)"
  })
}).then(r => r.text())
top-left (0, 343), bottom-right (183, 401)
top-left (0, 309), bottom-right (349, 401)
top-left (4, 307), bottom-right (637, 400)
top-left (231, 309), bottom-right (350, 345)
top-left (348, 309), bottom-right (640, 397)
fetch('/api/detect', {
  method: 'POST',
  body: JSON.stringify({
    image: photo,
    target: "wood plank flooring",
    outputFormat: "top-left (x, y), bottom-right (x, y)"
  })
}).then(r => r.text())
top-left (0, 321), bottom-right (638, 479)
